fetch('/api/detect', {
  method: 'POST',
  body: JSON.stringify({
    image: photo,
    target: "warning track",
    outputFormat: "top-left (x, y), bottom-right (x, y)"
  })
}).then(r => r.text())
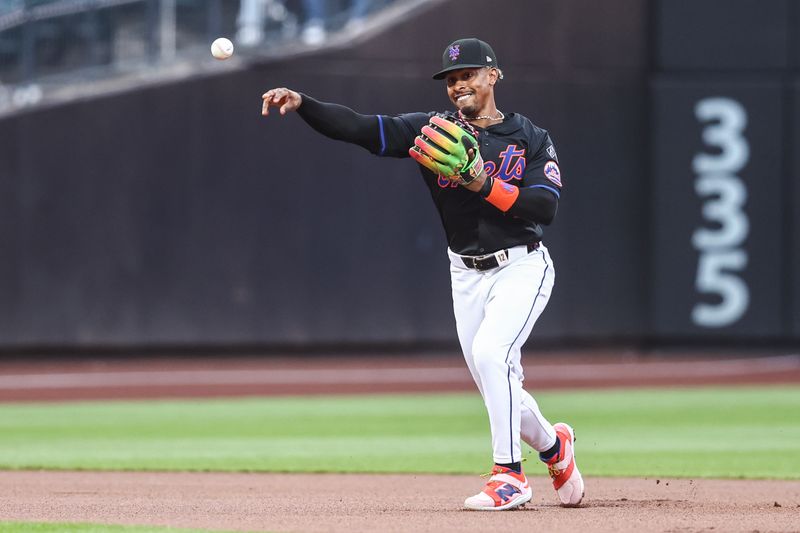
top-left (0, 351), bottom-right (798, 402)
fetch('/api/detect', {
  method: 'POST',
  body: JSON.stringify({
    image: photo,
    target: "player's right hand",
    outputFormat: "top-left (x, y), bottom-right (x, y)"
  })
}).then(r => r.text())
top-left (261, 88), bottom-right (302, 116)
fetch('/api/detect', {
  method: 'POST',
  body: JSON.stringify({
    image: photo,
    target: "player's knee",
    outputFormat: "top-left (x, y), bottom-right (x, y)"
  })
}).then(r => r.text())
top-left (471, 338), bottom-right (506, 375)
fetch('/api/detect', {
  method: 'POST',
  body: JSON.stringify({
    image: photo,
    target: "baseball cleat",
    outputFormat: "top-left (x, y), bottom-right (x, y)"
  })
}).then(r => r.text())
top-left (542, 422), bottom-right (584, 507)
top-left (464, 465), bottom-right (532, 511)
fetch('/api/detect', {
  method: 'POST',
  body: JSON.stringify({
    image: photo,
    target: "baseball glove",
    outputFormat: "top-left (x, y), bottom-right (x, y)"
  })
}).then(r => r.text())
top-left (409, 114), bottom-right (484, 184)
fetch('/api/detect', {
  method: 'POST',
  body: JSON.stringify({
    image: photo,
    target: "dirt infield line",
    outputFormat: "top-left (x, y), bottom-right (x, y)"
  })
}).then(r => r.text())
top-left (1, 353), bottom-right (799, 402)
top-left (0, 354), bottom-right (798, 390)
top-left (1, 470), bottom-right (798, 533)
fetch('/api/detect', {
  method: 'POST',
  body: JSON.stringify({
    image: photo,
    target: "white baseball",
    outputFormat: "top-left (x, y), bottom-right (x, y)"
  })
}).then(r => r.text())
top-left (211, 37), bottom-right (234, 60)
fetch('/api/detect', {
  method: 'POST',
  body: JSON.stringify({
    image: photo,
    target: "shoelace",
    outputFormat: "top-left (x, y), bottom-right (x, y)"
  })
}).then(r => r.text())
top-left (547, 463), bottom-right (564, 478)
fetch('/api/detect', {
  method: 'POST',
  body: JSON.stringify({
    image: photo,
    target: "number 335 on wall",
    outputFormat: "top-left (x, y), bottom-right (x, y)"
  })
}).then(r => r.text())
top-left (691, 97), bottom-right (750, 328)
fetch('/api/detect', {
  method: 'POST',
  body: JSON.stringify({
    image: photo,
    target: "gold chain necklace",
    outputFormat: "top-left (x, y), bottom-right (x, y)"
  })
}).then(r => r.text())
top-left (461, 110), bottom-right (505, 122)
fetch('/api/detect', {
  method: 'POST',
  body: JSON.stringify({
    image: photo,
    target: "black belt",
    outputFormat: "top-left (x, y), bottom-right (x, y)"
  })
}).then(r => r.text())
top-left (460, 242), bottom-right (540, 272)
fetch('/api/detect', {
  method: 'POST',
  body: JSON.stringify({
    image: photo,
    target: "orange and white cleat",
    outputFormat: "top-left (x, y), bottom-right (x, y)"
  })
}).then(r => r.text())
top-left (464, 465), bottom-right (532, 511)
top-left (543, 422), bottom-right (585, 507)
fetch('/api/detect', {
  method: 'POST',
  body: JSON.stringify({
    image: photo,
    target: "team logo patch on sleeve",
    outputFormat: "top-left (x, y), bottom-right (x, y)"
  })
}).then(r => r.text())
top-left (544, 160), bottom-right (562, 186)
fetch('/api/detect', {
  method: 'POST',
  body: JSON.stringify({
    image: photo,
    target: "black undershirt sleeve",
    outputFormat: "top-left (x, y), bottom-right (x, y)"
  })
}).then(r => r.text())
top-left (296, 94), bottom-right (381, 153)
top-left (507, 186), bottom-right (558, 225)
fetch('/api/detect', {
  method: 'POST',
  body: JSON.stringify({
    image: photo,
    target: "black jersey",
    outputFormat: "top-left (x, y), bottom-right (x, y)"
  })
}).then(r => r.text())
top-left (374, 112), bottom-right (561, 255)
top-left (294, 96), bottom-right (561, 256)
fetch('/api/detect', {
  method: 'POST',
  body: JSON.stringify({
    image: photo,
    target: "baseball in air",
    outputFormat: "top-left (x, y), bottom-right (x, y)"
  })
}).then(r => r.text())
top-left (211, 37), bottom-right (234, 60)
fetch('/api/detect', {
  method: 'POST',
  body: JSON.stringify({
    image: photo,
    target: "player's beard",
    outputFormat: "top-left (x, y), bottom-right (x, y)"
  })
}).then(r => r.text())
top-left (459, 103), bottom-right (478, 116)
top-left (453, 92), bottom-right (477, 116)
top-left (456, 93), bottom-right (483, 118)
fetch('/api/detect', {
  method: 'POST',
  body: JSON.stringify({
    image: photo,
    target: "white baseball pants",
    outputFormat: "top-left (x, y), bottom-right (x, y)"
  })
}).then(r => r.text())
top-left (449, 243), bottom-right (558, 464)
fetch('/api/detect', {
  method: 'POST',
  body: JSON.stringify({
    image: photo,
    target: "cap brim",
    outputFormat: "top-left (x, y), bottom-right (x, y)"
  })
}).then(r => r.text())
top-left (432, 64), bottom-right (489, 80)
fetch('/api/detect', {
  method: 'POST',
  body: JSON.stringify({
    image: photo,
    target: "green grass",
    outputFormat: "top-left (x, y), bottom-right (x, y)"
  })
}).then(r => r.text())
top-left (0, 523), bottom-right (237, 533)
top-left (0, 387), bottom-right (798, 479)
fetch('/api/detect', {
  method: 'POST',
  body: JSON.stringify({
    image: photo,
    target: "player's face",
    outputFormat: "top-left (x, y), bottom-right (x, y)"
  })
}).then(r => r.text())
top-left (445, 67), bottom-right (496, 116)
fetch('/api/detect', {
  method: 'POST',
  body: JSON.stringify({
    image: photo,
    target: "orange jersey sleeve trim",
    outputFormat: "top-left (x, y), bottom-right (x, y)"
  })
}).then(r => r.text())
top-left (484, 179), bottom-right (520, 212)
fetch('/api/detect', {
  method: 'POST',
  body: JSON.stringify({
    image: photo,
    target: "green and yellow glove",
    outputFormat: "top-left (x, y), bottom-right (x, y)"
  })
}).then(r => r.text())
top-left (409, 114), bottom-right (485, 184)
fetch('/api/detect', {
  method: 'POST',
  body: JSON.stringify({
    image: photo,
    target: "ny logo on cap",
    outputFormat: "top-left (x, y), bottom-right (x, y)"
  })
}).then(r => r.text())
top-left (448, 44), bottom-right (461, 61)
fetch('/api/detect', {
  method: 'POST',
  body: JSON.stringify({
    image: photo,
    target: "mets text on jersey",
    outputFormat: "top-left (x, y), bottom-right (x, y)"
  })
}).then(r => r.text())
top-left (437, 144), bottom-right (525, 188)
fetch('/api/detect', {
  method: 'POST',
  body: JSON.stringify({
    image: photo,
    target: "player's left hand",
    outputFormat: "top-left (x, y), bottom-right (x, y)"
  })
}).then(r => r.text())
top-left (448, 147), bottom-right (487, 191)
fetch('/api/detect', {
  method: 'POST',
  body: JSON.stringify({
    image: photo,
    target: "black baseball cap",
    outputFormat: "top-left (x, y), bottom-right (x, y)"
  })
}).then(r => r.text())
top-left (432, 38), bottom-right (499, 80)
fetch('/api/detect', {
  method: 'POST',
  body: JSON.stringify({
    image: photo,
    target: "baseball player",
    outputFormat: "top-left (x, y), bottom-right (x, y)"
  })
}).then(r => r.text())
top-left (261, 37), bottom-right (584, 511)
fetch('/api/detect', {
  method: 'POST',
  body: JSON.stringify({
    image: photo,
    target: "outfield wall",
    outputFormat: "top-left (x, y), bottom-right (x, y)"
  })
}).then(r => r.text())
top-left (650, 0), bottom-right (798, 341)
top-left (0, 0), bottom-right (797, 351)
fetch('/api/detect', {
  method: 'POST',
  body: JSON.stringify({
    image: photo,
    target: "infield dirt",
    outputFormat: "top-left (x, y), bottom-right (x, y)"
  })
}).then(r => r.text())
top-left (1, 470), bottom-right (799, 532)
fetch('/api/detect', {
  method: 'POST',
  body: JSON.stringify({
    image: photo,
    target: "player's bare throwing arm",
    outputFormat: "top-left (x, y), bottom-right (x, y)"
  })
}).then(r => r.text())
top-left (261, 38), bottom-right (584, 511)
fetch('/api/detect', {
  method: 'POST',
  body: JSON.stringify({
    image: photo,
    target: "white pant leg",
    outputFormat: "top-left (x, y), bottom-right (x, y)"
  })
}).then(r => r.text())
top-left (450, 257), bottom-right (488, 399)
top-left (450, 245), bottom-right (556, 464)
top-left (520, 389), bottom-right (557, 452)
